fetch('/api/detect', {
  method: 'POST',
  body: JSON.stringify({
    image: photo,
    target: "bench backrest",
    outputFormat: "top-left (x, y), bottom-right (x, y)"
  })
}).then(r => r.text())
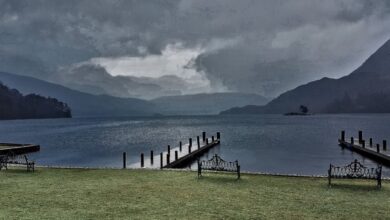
top-left (0, 155), bottom-right (8, 162)
top-left (200, 154), bottom-right (238, 171)
top-left (329, 159), bottom-right (381, 178)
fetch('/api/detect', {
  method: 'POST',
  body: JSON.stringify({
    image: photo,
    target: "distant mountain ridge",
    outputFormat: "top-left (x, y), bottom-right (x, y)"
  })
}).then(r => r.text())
top-left (0, 71), bottom-right (271, 117)
top-left (221, 39), bottom-right (390, 114)
top-left (151, 93), bottom-right (269, 115)
top-left (0, 72), bottom-right (155, 117)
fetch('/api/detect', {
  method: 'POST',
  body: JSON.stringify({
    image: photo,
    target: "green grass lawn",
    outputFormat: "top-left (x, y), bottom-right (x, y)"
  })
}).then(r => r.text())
top-left (0, 168), bottom-right (389, 220)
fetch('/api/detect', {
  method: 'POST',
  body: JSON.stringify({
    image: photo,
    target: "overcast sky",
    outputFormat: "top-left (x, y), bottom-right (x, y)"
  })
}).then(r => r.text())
top-left (1, 0), bottom-right (390, 98)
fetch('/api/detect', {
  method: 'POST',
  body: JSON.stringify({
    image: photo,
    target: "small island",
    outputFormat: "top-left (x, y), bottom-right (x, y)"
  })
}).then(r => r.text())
top-left (0, 82), bottom-right (72, 120)
top-left (284, 105), bottom-right (311, 116)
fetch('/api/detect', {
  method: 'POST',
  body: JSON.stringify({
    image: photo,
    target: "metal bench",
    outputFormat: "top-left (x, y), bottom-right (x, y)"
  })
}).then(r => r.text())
top-left (328, 159), bottom-right (381, 188)
top-left (0, 155), bottom-right (8, 170)
top-left (198, 154), bottom-right (240, 179)
top-left (0, 154), bottom-right (35, 172)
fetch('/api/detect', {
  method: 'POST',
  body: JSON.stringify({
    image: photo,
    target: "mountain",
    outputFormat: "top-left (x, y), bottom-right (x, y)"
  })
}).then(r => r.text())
top-left (53, 64), bottom-right (197, 99)
top-left (151, 93), bottom-right (269, 115)
top-left (0, 82), bottom-right (71, 120)
top-left (221, 39), bottom-right (390, 114)
top-left (0, 72), bottom-right (155, 117)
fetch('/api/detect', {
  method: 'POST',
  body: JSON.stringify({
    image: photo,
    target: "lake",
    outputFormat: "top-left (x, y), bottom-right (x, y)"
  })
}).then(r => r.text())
top-left (0, 114), bottom-right (389, 176)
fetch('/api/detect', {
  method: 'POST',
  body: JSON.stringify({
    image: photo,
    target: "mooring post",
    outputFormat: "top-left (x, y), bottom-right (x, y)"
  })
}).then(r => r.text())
top-left (202, 132), bottom-right (206, 142)
top-left (197, 136), bottom-right (200, 149)
top-left (189, 144), bottom-right (192, 154)
top-left (160, 152), bottom-right (163, 169)
top-left (341, 130), bottom-right (345, 141)
top-left (168, 145), bottom-right (171, 156)
top-left (141, 153), bottom-right (144, 168)
top-left (150, 150), bottom-right (154, 165)
top-left (350, 137), bottom-right (354, 144)
top-left (179, 141), bottom-right (182, 152)
top-left (217, 132), bottom-right (220, 140)
top-left (206, 138), bottom-right (209, 145)
top-left (123, 152), bottom-right (127, 169)
top-left (383, 140), bottom-right (387, 151)
top-left (362, 140), bottom-right (365, 148)
top-left (358, 130), bottom-right (363, 143)
top-left (370, 138), bottom-right (373, 147)
top-left (377, 144), bottom-right (380, 153)
top-left (175, 150), bottom-right (178, 160)
top-left (212, 136), bottom-right (215, 142)
top-left (166, 153), bottom-right (170, 165)
top-left (189, 138), bottom-right (192, 147)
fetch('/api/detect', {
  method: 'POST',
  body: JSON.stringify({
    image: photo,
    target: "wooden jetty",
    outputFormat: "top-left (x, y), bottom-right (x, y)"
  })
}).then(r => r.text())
top-left (0, 143), bottom-right (40, 155)
top-left (164, 135), bottom-right (220, 169)
top-left (130, 132), bottom-right (221, 169)
top-left (338, 130), bottom-right (390, 166)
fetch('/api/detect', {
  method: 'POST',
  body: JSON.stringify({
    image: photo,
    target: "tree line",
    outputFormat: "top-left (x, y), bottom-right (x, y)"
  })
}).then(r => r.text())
top-left (0, 82), bottom-right (71, 120)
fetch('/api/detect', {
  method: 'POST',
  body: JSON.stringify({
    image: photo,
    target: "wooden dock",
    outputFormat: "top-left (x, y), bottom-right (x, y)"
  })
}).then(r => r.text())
top-left (338, 131), bottom-right (390, 166)
top-left (0, 143), bottom-right (40, 155)
top-left (164, 137), bottom-right (220, 169)
top-left (127, 132), bottom-right (221, 169)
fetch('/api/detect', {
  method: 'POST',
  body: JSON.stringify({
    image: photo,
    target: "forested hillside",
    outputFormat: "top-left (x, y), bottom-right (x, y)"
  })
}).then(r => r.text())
top-left (0, 82), bottom-right (71, 120)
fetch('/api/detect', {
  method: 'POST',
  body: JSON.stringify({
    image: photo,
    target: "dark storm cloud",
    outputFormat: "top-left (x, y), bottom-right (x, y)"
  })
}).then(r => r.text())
top-left (0, 0), bottom-right (390, 98)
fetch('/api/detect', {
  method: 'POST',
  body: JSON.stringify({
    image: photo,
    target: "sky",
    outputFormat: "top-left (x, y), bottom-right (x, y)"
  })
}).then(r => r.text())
top-left (1, 0), bottom-right (390, 99)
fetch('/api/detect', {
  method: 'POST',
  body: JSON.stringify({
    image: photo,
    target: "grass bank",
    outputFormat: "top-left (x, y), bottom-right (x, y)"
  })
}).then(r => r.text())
top-left (0, 168), bottom-right (389, 219)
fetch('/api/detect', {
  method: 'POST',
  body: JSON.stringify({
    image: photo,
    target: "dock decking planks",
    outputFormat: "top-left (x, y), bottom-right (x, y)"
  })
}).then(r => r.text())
top-left (338, 134), bottom-right (390, 166)
top-left (0, 143), bottom-right (40, 155)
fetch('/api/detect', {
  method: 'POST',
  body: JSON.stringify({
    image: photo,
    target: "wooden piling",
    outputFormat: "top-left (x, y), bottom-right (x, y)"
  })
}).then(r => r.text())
top-left (189, 138), bottom-right (192, 147)
top-left (141, 153), bottom-right (144, 168)
top-left (362, 140), bottom-right (365, 148)
top-left (206, 138), bottom-right (209, 145)
top-left (175, 150), bottom-right (178, 160)
top-left (377, 144), bottom-right (380, 153)
top-left (383, 140), bottom-right (387, 151)
top-left (370, 138), bottom-right (373, 147)
top-left (160, 153), bottom-right (163, 169)
top-left (189, 144), bottom-right (192, 154)
top-left (166, 154), bottom-right (170, 165)
top-left (179, 141), bottom-right (182, 152)
top-left (202, 132), bottom-right (206, 142)
top-left (350, 137), bottom-right (354, 144)
top-left (197, 136), bottom-right (200, 149)
top-left (123, 152), bottom-right (126, 169)
top-left (358, 130), bottom-right (363, 143)
top-left (168, 145), bottom-right (171, 156)
top-left (150, 150), bottom-right (154, 164)
top-left (217, 132), bottom-right (220, 140)
top-left (212, 136), bottom-right (215, 142)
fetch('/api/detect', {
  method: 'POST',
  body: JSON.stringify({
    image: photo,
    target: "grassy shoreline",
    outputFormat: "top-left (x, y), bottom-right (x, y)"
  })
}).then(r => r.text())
top-left (1, 168), bottom-right (389, 219)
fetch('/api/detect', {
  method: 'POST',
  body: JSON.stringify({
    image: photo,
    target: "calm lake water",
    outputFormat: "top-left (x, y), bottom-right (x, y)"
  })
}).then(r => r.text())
top-left (0, 114), bottom-right (389, 176)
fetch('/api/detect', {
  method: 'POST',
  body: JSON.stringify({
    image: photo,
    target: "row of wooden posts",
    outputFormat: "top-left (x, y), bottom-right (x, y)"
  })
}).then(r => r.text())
top-left (340, 130), bottom-right (387, 153)
top-left (121, 131), bottom-right (220, 169)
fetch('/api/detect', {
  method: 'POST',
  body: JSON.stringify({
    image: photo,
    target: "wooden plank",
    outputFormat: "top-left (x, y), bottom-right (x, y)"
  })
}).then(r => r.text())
top-left (0, 143), bottom-right (40, 155)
